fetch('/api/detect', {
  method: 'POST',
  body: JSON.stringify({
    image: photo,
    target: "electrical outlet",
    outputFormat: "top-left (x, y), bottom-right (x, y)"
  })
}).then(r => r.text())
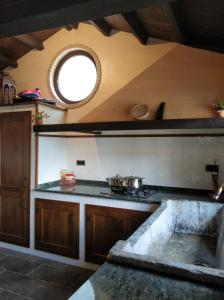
top-left (205, 164), bottom-right (219, 173)
top-left (76, 160), bottom-right (85, 166)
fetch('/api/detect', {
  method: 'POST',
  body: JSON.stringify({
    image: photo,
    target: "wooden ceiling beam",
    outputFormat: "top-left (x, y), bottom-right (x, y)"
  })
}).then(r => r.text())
top-left (162, 1), bottom-right (183, 43)
top-left (0, 53), bottom-right (18, 68)
top-left (120, 12), bottom-right (148, 44)
top-left (0, 0), bottom-right (176, 38)
top-left (90, 19), bottom-right (112, 36)
top-left (64, 23), bottom-right (79, 31)
top-left (14, 34), bottom-right (44, 50)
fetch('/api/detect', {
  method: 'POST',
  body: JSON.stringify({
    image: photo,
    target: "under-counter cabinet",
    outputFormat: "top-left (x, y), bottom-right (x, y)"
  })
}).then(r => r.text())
top-left (35, 199), bottom-right (79, 258)
top-left (85, 205), bottom-right (151, 264)
top-left (0, 112), bottom-right (31, 247)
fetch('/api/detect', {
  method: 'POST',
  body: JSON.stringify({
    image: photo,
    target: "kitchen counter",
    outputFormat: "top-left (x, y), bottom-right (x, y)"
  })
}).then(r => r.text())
top-left (35, 179), bottom-right (212, 204)
top-left (69, 262), bottom-right (224, 300)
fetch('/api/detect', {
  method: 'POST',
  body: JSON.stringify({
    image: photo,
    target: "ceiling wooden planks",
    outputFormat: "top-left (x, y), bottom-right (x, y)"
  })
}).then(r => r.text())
top-left (120, 12), bottom-right (149, 44)
top-left (136, 4), bottom-right (181, 42)
top-left (89, 19), bottom-right (113, 37)
top-left (14, 34), bottom-right (44, 50)
top-left (0, 28), bottom-right (60, 70)
top-left (171, 0), bottom-right (224, 51)
top-left (0, 53), bottom-right (18, 68)
top-left (104, 15), bottom-right (131, 33)
top-left (65, 24), bottom-right (79, 31)
top-left (0, 0), bottom-right (176, 38)
top-left (0, 0), bottom-right (223, 71)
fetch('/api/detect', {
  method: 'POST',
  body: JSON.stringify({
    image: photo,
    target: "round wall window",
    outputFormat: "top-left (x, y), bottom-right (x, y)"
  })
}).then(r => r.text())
top-left (49, 46), bottom-right (101, 108)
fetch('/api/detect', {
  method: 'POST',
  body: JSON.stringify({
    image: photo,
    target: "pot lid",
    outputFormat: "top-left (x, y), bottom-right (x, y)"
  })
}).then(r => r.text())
top-left (123, 176), bottom-right (144, 180)
top-left (107, 174), bottom-right (123, 179)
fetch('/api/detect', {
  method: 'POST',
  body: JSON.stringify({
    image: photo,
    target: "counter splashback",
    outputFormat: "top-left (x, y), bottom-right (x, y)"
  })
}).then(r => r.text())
top-left (38, 135), bottom-right (224, 190)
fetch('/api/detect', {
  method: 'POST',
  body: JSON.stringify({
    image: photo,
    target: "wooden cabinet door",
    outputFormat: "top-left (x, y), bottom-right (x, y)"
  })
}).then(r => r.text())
top-left (0, 112), bottom-right (31, 247)
top-left (85, 205), bottom-right (151, 264)
top-left (35, 199), bottom-right (79, 258)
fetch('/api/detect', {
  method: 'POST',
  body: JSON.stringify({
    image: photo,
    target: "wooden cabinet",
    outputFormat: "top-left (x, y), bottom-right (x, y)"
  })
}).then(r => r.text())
top-left (35, 199), bottom-right (79, 258)
top-left (85, 205), bottom-right (151, 264)
top-left (0, 112), bottom-right (31, 247)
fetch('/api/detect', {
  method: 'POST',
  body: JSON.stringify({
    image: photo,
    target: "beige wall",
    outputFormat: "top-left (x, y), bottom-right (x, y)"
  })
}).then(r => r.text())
top-left (9, 23), bottom-right (224, 122)
top-left (82, 45), bottom-right (224, 121)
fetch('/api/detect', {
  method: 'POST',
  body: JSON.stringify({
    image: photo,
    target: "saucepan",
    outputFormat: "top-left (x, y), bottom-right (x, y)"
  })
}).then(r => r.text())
top-left (122, 176), bottom-right (144, 190)
top-left (106, 174), bottom-right (123, 187)
top-left (107, 175), bottom-right (144, 190)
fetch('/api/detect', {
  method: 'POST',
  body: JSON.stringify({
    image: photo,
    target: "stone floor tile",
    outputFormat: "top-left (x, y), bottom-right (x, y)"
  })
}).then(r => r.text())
top-left (0, 270), bottom-right (43, 296)
top-left (0, 247), bottom-right (94, 299)
top-left (29, 264), bottom-right (94, 289)
top-left (0, 248), bottom-right (28, 258)
top-left (0, 252), bottom-right (8, 260)
top-left (0, 255), bottom-right (41, 275)
top-left (29, 283), bottom-right (74, 300)
top-left (0, 289), bottom-right (29, 300)
top-left (0, 247), bottom-right (69, 268)
top-left (25, 255), bottom-right (66, 268)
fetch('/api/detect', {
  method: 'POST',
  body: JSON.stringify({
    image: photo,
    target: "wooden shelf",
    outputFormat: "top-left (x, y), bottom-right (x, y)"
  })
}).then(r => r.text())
top-left (0, 100), bottom-right (66, 111)
top-left (33, 118), bottom-right (224, 137)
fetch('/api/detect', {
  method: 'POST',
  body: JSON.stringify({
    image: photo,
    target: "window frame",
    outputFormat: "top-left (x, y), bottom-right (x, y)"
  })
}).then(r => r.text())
top-left (49, 46), bottom-right (101, 108)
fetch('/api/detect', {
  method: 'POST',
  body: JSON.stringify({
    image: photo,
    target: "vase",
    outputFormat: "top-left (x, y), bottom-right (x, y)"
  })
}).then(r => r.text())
top-left (36, 118), bottom-right (43, 125)
top-left (218, 110), bottom-right (224, 118)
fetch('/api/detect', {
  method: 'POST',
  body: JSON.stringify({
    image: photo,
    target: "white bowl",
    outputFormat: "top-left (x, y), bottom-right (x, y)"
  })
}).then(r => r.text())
top-left (131, 104), bottom-right (150, 120)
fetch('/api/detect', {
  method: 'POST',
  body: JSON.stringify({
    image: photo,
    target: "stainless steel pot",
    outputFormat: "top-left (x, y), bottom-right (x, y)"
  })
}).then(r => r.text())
top-left (107, 174), bottom-right (123, 187)
top-left (122, 176), bottom-right (144, 190)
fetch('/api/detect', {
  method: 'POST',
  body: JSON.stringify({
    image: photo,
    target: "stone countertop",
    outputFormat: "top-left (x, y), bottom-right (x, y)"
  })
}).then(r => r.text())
top-left (69, 262), bottom-right (224, 300)
top-left (35, 180), bottom-right (212, 204)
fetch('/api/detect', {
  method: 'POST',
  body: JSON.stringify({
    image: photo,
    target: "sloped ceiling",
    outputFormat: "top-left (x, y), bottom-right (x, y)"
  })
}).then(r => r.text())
top-left (0, 0), bottom-right (224, 71)
top-left (0, 28), bottom-right (60, 70)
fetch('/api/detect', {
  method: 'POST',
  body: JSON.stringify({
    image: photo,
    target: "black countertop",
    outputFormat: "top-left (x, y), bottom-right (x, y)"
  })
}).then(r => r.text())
top-left (35, 180), bottom-right (211, 204)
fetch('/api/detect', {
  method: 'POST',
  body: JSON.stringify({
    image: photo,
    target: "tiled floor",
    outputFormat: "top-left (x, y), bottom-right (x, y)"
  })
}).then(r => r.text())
top-left (0, 247), bottom-right (94, 300)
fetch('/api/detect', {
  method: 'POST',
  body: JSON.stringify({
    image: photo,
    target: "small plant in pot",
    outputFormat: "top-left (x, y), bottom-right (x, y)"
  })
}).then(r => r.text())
top-left (211, 99), bottom-right (224, 118)
top-left (32, 111), bottom-right (49, 124)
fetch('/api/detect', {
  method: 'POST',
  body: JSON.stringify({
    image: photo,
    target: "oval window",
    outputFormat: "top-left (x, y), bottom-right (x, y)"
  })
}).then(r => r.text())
top-left (49, 47), bottom-right (101, 107)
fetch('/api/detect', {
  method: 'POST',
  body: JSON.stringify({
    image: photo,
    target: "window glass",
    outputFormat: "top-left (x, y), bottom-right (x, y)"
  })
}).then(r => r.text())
top-left (49, 47), bottom-right (101, 107)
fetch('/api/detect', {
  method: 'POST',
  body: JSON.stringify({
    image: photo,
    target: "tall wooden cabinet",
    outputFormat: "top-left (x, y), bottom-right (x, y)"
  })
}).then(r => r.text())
top-left (0, 111), bottom-right (31, 247)
top-left (35, 199), bottom-right (80, 258)
top-left (85, 205), bottom-right (151, 264)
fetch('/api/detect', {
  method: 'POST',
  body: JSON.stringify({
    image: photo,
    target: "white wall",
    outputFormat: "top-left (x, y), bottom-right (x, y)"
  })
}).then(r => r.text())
top-left (38, 104), bottom-right (67, 124)
top-left (37, 105), bottom-right (67, 184)
top-left (67, 136), bottom-right (224, 190)
top-left (38, 134), bottom-right (224, 190)
top-left (38, 137), bottom-right (69, 183)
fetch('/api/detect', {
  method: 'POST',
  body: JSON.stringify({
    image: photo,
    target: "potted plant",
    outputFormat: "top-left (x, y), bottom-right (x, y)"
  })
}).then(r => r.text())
top-left (32, 111), bottom-right (49, 124)
top-left (211, 99), bottom-right (224, 118)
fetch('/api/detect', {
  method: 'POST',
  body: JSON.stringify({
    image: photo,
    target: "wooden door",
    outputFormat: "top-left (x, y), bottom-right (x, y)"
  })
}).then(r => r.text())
top-left (0, 112), bottom-right (31, 247)
top-left (85, 205), bottom-right (151, 264)
top-left (35, 199), bottom-right (79, 258)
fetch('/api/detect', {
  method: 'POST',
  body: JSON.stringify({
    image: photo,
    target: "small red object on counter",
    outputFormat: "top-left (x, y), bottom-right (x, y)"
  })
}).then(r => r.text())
top-left (60, 169), bottom-right (76, 187)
